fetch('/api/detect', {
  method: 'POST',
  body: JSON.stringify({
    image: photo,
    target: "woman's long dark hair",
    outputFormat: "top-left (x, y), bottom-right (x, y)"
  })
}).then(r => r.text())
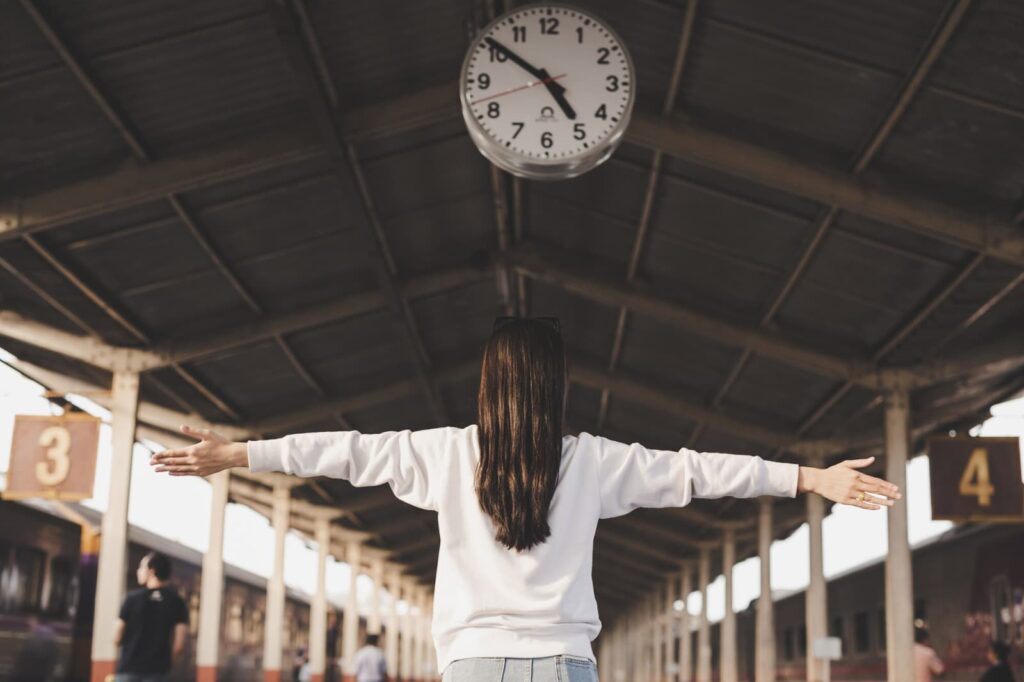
top-left (476, 318), bottom-right (567, 552)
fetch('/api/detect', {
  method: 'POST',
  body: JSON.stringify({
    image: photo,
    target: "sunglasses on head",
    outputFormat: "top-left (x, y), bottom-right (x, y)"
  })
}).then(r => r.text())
top-left (493, 316), bottom-right (561, 333)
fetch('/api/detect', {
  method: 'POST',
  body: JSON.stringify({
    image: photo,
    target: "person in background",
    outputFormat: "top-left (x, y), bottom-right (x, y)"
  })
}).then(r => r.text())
top-left (351, 633), bottom-right (388, 682)
top-left (293, 647), bottom-right (308, 682)
top-left (915, 625), bottom-right (946, 682)
top-left (113, 552), bottom-right (189, 682)
top-left (980, 641), bottom-right (1015, 682)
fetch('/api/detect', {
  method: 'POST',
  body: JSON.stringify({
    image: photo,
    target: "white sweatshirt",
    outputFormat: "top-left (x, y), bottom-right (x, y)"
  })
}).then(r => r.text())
top-left (247, 425), bottom-right (799, 670)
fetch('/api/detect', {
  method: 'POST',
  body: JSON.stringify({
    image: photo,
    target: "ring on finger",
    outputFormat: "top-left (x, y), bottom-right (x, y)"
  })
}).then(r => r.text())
top-left (856, 491), bottom-right (865, 503)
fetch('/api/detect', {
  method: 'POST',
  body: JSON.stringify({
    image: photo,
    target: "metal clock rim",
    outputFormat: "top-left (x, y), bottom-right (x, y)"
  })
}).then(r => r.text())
top-left (459, 2), bottom-right (637, 180)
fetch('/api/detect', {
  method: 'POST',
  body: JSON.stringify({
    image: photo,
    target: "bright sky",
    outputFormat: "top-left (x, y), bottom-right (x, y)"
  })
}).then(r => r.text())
top-left (1, 351), bottom-right (1022, 623)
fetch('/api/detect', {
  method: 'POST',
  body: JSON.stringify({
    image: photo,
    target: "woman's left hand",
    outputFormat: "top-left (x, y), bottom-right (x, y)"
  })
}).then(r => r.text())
top-left (798, 456), bottom-right (901, 509)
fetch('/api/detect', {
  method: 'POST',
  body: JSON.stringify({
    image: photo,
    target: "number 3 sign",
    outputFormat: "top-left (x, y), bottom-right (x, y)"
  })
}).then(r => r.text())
top-left (928, 436), bottom-right (1024, 523)
top-left (4, 414), bottom-right (101, 501)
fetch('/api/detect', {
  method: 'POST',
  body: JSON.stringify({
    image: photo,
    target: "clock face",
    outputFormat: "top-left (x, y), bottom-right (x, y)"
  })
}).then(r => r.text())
top-left (461, 5), bottom-right (635, 176)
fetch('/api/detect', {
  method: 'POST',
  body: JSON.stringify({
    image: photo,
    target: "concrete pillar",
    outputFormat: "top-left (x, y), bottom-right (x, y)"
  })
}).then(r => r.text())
top-left (385, 569), bottom-right (400, 679)
top-left (309, 516), bottom-right (331, 682)
top-left (679, 565), bottom-right (693, 682)
top-left (90, 371), bottom-right (139, 682)
top-left (342, 539), bottom-right (362, 682)
top-left (806, 454), bottom-right (827, 682)
top-left (885, 391), bottom-right (915, 682)
top-left (654, 587), bottom-right (664, 682)
top-left (421, 593), bottom-right (434, 680)
top-left (722, 528), bottom-right (737, 682)
top-left (369, 556), bottom-right (384, 635)
top-left (755, 498), bottom-right (777, 682)
top-left (264, 485), bottom-right (290, 682)
top-left (696, 548), bottom-right (712, 682)
top-left (400, 580), bottom-right (414, 682)
top-left (196, 470), bottom-right (229, 682)
top-left (412, 589), bottom-right (424, 682)
top-left (666, 573), bottom-right (677, 682)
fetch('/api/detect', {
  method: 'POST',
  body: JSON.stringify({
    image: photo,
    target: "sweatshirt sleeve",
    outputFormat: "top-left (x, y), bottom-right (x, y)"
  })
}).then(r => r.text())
top-left (246, 427), bottom-right (453, 511)
top-left (594, 435), bottom-right (799, 519)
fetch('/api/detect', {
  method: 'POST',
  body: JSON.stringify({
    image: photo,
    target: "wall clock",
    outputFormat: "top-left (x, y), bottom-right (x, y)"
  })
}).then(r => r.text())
top-left (460, 4), bottom-right (636, 180)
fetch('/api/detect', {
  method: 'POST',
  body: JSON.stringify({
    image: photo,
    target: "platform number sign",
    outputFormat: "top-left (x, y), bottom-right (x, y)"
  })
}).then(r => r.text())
top-left (928, 437), bottom-right (1023, 523)
top-left (3, 414), bottom-right (101, 501)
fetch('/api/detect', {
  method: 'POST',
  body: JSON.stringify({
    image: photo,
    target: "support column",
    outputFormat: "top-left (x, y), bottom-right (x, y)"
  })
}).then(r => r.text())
top-left (342, 540), bottom-right (362, 682)
top-left (806, 454), bottom-right (827, 682)
top-left (679, 565), bottom-right (692, 682)
top-left (755, 498), bottom-right (777, 682)
top-left (264, 485), bottom-right (290, 682)
top-left (309, 516), bottom-right (331, 682)
top-left (90, 371), bottom-right (139, 682)
top-left (654, 586), bottom-right (664, 682)
top-left (196, 470), bottom-right (229, 682)
top-left (696, 548), bottom-right (712, 682)
top-left (885, 391), bottom-right (915, 682)
top-left (666, 573), bottom-right (677, 682)
top-left (385, 569), bottom-right (401, 679)
top-left (369, 556), bottom-right (384, 635)
top-left (400, 580), bottom-right (414, 682)
top-left (421, 592), bottom-right (434, 681)
top-left (411, 589), bottom-right (423, 682)
top-left (722, 528), bottom-right (737, 682)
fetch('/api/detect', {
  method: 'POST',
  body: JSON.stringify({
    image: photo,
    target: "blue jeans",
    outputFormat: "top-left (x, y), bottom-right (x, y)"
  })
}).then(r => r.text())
top-left (443, 656), bottom-right (599, 682)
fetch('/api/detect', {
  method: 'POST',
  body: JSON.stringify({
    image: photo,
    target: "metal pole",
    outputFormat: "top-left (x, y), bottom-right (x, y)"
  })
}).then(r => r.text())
top-left (696, 548), bottom-right (712, 682)
top-left (309, 516), bottom-right (330, 682)
top-left (342, 540), bottom-right (362, 682)
top-left (806, 454), bottom-right (827, 682)
top-left (885, 391), bottom-right (915, 682)
top-left (196, 470), bottom-right (229, 682)
top-left (89, 371), bottom-right (139, 682)
top-left (264, 484), bottom-right (290, 682)
top-left (722, 528), bottom-right (737, 682)
top-left (755, 498), bottom-right (777, 682)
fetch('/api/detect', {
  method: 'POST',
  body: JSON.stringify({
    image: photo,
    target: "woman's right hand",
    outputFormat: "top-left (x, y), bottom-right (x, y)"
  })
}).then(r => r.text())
top-left (798, 456), bottom-right (901, 509)
top-left (150, 425), bottom-right (248, 478)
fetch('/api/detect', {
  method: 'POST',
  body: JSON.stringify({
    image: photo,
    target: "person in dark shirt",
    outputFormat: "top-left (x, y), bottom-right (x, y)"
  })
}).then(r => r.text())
top-left (113, 552), bottom-right (189, 681)
top-left (980, 641), bottom-right (1016, 682)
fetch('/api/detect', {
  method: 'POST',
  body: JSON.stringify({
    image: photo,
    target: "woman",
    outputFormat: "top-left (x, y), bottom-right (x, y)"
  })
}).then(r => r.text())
top-left (152, 317), bottom-right (900, 682)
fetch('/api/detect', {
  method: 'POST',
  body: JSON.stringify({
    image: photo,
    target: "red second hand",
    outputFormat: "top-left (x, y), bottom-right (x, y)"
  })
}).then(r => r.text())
top-left (473, 74), bottom-right (567, 104)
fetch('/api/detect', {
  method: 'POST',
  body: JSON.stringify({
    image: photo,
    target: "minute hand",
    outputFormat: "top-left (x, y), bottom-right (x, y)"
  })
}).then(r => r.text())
top-left (484, 37), bottom-right (576, 119)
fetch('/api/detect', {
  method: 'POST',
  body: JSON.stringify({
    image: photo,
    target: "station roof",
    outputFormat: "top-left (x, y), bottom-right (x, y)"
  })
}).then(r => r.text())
top-left (1, 0), bottom-right (1023, 623)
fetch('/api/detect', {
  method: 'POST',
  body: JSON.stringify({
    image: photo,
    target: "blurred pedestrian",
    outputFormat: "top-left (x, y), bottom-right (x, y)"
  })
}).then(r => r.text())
top-left (915, 625), bottom-right (945, 682)
top-left (113, 552), bottom-right (188, 682)
top-left (352, 633), bottom-right (388, 682)
top-left (980, 641), bottom-right (1015, 682)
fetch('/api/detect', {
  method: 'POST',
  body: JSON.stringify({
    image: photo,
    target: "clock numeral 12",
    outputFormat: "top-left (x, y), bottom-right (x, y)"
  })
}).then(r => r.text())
top-left (540, 17), bottom-right (559, 35)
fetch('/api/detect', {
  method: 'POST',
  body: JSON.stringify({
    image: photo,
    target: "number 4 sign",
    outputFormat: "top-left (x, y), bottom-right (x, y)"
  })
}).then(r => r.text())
top-left (928, 436), bottom-right (1024, 523)
top-left (3, 413), bottom-right (101, 501)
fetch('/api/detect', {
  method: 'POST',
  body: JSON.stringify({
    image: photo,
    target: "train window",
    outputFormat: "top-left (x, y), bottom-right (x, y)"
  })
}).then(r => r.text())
top-left (914, 597), bottom-right (927, 623)
top-left (783, 627), bottom-right (794, 661)
top-left (877, 609), bottom-right (886, 651)
top-left (189, 592), bottom-right (200, 636)
top-left (227, 601), bottom-right (244, 643)
top-left (830, 615), bottom-right (844, 654)
top-left (45, 558), bottom-right (75, 617)
top-left (798, 625), bottom-right (806, 657)
top-left (990, 574), bottom-right (1012, 644)
top-left (854, 612), bottom-right (870, 653)
top-left (0, 545), bottom-right (45, 614)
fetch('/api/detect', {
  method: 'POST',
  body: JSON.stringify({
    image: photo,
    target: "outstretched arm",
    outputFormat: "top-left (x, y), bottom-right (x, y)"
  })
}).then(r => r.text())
top-left (150, 425), bottom-right (451, 511)
top-left (595, 434), bottom-right (900, 518)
